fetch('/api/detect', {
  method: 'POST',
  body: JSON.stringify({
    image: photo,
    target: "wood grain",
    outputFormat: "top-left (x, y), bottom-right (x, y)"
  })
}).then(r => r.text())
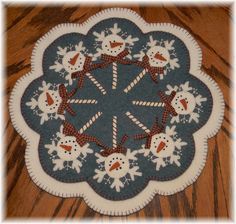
top-left (5, 4), bottom-right (232, 219)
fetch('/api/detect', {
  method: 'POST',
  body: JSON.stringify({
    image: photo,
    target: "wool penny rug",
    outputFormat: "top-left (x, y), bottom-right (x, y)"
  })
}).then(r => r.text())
top-left (9, 8), bottom-right (225, 216)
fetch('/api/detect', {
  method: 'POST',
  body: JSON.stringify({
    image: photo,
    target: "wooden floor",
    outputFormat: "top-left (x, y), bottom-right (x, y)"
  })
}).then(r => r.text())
top-left (5, 4), bottom-right (232, 219)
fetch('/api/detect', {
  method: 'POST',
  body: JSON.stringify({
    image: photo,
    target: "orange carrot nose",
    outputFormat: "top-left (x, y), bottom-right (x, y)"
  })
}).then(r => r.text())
top-left (68, 53), bottom-right (80, 66)
top-left (154, 53), bottom-right (167, 61)
top-left (46, 92), bottom-right (54, 106)
top-left (60, 144), bottom-right (72, 152)
top-left (109, 161), bottom-right (120, 171)
top-left (156, 141), bottom-right (166, 153)
top-left (109, 41), bottom-right (123, 48)
top-left (180, 99), bottom-right (188, 110)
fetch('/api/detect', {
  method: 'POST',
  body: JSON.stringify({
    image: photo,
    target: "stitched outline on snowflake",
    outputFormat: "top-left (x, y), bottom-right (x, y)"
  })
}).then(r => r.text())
top-left (26, 20), bottom-right (187, 189)
top-left (9, 8), bottom-right (224, 216)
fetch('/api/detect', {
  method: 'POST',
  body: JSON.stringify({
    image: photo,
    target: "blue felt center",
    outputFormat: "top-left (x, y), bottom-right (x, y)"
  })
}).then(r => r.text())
top-left (20, 18), bottom-right (213, 201)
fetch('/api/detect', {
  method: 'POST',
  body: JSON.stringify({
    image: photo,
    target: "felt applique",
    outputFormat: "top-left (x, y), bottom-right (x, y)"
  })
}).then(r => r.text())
top-left (93, 23), bottom-right (138, 89)
top-left (10, 8), bottom-right (224, 216)
top-left (124, 35), bottom-right (179, 93)
top-left (94, 135), bottom-right (142, 192)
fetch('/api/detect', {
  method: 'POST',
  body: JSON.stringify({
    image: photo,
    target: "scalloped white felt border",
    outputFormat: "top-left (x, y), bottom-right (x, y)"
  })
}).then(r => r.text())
top-left (9, 8), bottom-right (225, 216)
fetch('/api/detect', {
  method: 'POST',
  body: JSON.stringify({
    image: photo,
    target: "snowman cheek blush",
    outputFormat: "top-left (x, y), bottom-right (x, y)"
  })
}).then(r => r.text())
top-left (37, 90), bottom-right (61, 114)
top-left (62, 51), bottom-right (86, 73)
top-left (150, 134), bottom-right (175, 158)
top-left (104, 153), bottom-right (129, 178)
top-left (171, 92), bottom-right (196, 115)
top-left (147, 46), bottom-right (170, 67)
top-left (101, 34), bottom-right (125, 56)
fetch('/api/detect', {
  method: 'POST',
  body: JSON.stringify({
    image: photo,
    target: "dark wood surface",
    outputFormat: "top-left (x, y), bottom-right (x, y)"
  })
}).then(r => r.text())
top-left (5, 4), bottom-right (232, 219)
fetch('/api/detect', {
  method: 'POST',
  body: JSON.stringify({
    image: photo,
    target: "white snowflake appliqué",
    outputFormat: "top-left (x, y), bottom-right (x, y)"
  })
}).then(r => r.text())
top-left (26, 81), bottom-right (64, 124)
top-left (123, 35), bottom-right (180, 93)
top-left (138, 125), bottom-right (187, 170)
top-left (45, 125), bottom-right (93, 173)
top-left (165, 81), bottom-right (207, 123)
top-left (134, 35), bottom-right (180, 79)
top-left (93, 149), bottom-right (142, 192)
top-left (50, 41), bottom-right (88, 85)
top-left (92, 23), bottom-right (139, 59)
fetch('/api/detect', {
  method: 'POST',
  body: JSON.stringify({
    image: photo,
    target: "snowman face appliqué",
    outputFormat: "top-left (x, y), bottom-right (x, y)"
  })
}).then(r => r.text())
top-left (56, 136), bottom-right (82, 161)
top-left (37, 90), bottom-right (61, 114)
top-left (139, 125), bottom-right (187, 170)
top-left (104, 153), bottom-right (129, 178)
top-left (171, 91), bottom-right (196, 115)
top-left (150, 133), bottom-right (175, 158)
top-left (147, 46), bottom-right (170, 67)
top-left (101, 34), bottom-right (125, 56)
top-left (62, 51), bottom-right (86, 73)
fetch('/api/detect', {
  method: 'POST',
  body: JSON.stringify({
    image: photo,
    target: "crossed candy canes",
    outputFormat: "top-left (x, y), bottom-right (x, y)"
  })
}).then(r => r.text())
top-left (50, 41), bottom-right (107, 95)
top-left (93, 116), bottom-right (141, 192)
top-left (93, 23), bottom-right (139, 90)
top-left (26, 82), bottom-right (98, 124)
top-left (45, 111), bottom-right (103, 173)
top-left (124, 36), bottom-right (180, 93)
top-left (126, 112), bottom-right (187, 170)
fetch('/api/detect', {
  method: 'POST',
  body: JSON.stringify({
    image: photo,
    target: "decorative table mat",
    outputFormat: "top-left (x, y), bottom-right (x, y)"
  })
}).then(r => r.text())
top-left (9, 8), bottom-right (224, 216)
